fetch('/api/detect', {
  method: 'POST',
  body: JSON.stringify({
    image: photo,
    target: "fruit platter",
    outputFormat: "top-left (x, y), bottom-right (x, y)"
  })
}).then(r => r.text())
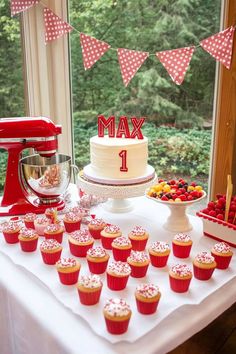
top-left (146, 178), bottom-right (206, 232)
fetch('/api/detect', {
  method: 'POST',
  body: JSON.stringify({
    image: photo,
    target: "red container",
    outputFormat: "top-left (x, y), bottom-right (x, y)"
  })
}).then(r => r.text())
top-left (149, 254), bottom-right (169, 268)
top-left (41, 249), bottom-right (62, 265)
top-left (193, 265), bottom-right (215, 280)
top-left (69, 241), bottom-right (94, 257)
top-left (87, 259), bottom-right (109, 274)
top-left (136, 298), bottom-right (160, 315)
top-left (211, 252), bottom-right (232, 270)
top-left (104, 317), bottom-right (130, 335)
top-left (64, 220), bottom-right (81, 233)
top-left (129, 264), bottom-right (149, 278)
top-left (19, 238), bottom-right (38, 252)
top-left (129, 238), bottom-right (147, 251)
top-left (3, 231), bottom-right (20, 244)
top-left (89, 228), bottom-right (103, 240)
top-left (24, 221), bottom-right (35, 229)
top-left (172, 243), bottom-right (192, 258)
top-left (107, 273), bottom-right (129, 290)
top-left (101, 236), bottom-right (115, 250)
top-left (78, 288), bottom-right (102, 305)
top-left (58, 270), bottom-right (80, 285)
top-left (169, 276), bottom-right (192, 293)
top-left (44, 231), bottom-right (63, 244)
top-left (112, 247), bottom-right (132, 262)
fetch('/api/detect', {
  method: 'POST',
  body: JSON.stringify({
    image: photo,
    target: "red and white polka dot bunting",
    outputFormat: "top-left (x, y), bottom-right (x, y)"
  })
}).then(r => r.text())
top-left (200, 26), bottom-right (235, 70)
top-left (80, 33), bottom-right (111, 70)
top-left (156, 46), bottom-right (195, 85)
top-left (117, 48), bottom-right (149, 87)
top-left (44, 8), bottom-right (73, 44)
top-left (11, 0), bottom-right (39, 16)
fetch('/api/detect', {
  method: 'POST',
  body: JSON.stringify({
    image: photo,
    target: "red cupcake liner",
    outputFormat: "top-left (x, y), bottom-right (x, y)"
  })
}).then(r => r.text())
top-left (63, 220), bottom-right (81, 233)
top-left (104, 317), bottom-right (130, 335)
top-left (3, 231), bottom-right (20, 244)
top-left (78, 287), bottom-right (102, 305)
top-left (24, 221), bottom-right (35, 229)
top-left (136, 298), bottom-right (160, 314)
top-left (58, 269), bottom-right (80, 285)
top-left (41, 249), bottom-right (62, 265)
top-left (169, 276), bottom-right (192, 293)
top-left (19, 238), bottom-right (38, 252)
top-left (101, 236), bottom-right (116, 250)
top-left (44, 231), bottom-right (63, 244)
top-left (112, 247), bottom-right (132, 262)
top-left (87, 259), bottom-right (109, 274)
top-left (193, 264), bottom-right (215, 280)
top-left (88, 228), bottom-right (103, 240)
top-left (211, 253), bottom-right (232, 269)
top-left (107, 273), bottom-right (129, 290)
top-left (69, 241), bottom-right (94, 257)
top-left (149, 253), bottom-right (169, 268)
top-left (129, 264), bottom-right (149, 278)
top-left (129, 238), bottom-right (148, 251)
top-left (172, 243), bottom-right (192, 258)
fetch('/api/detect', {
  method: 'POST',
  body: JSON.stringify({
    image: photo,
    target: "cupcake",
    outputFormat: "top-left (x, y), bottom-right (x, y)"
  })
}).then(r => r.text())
top-left (193, 252), bottom-right (217, 280)
top-left (112, 236), bottom-right (132, 262)
top-left (106, 261), bottom-right (131, 290)
top-left (77, 274), bottom-right (103, 305)
top-left (34, 216), bottom-right (51, 236)
top-left (148, 241), bottom-right (170, 268)
top-left (103, 298), bottom-right (132, 335)
top-left (135, 283), bottom-right (161, 314)
top-left (56, 257), bottom-right (81, 285)
top-left (2, 221), bottom-right (21, 244)
top-left (100, 224), bottom-right (122, 250)
top-left (169, 264), bottom-right (192, 293)
top-left (63, 212), bottom-right (81, 233)
top-left (40, 239), bottom-right (62, 265)
top-left (127, 250), bottom-right (150, 278)
top-left (68, 229), bottom-right (94, 257)
top-left (86, 246), bottom-right (110, 274)
top-left (128, 226), bottom-right (149, 251)
top-left (172, 233), bottom-right (193, 258)
top-left (211, 242), bottom-right (233, 269)
top-left (18, 228), bottom-right (39, 252)
top-left (24, 213), bottom-right (37, 229)
top-left (88, 218), bottom-right (107, 239)
top-left (44, 223), bottom-right (64, 243)
top-left (69, 206), bottom-right (89, 218)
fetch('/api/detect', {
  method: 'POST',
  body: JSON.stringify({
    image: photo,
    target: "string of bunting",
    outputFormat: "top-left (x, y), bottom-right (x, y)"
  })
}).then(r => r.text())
top-left (10, 0), bottom-right (235, 87)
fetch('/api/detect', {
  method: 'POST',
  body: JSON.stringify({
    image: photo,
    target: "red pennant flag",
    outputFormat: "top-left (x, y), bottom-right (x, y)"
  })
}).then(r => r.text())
top-left (156, 46), bottom-right (195, 85)
top-left (117, 48), bottom-right (149, 87)
top-left (200, 26), bottom-right (235, 69)
top-left (11, 0), bottom-right (39, 16)
top-left (80, 33), bottom-right (111, 70)
top-left (44, 8), bottom-right (73, 44)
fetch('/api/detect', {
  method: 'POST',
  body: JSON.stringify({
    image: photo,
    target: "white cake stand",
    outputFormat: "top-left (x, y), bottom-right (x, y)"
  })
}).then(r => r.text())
top-left (146, 191), bottom-right (206, 232)
top-left (78, 173), bottom-right (157, 213)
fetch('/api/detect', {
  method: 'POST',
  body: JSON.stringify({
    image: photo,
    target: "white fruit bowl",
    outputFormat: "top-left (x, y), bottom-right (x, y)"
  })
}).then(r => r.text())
top-left (146, 191), bottom-right (206, 232)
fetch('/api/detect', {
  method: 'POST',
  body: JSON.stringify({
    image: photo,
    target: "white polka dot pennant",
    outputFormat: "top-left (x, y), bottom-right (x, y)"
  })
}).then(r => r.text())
top-left (156, 46), bottom-right (195, 85)
top-left (11, 0), bottom-right (39, 16)
top-left (117, 48), bottom-right (149, 87)
top-left (200, 26), bottom-right (235, 70)
top-left (80, 33), bottom-right (111, 70)
top-left (44, 8), bottom-right (73, 44)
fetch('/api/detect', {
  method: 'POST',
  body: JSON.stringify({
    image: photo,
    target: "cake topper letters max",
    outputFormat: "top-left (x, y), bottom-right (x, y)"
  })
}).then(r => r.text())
top-left (98, 115), bottom-right (145, 139)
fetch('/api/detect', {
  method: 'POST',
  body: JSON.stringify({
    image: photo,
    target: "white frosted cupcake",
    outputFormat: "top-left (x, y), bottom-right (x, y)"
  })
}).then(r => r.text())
top-left (103, 298), bottom-right (132, 334)
top-left (77, 274), bottom-right (103, 305)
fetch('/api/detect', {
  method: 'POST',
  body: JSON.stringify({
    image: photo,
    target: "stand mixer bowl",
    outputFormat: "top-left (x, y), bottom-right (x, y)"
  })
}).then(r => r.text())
top-left (20, 154), bottom-right (71, 204)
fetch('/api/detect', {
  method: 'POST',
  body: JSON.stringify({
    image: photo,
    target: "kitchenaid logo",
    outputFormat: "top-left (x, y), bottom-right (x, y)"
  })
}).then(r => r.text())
top-left (97, 115), bottom-right (145, 139)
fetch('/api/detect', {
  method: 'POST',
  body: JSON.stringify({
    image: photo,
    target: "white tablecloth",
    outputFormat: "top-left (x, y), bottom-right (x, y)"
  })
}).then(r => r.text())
top-left (0, 195), bottom-right (236, 354)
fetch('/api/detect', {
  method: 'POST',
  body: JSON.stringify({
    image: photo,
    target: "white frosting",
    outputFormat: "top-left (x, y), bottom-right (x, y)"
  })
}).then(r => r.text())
top-left (107, 261), bottom-right (131, 275)
top-left (136, 283), bottom-right (160, 298)
top-left (78, 274), bottom-right (102, 288)
top-left (89, 135), bottom-right (148, 179)
top-left (104, 298), bottom-right (131, 317)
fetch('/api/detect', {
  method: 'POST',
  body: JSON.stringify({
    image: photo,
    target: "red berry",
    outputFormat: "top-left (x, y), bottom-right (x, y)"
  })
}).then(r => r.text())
top-left (187, 195), bottom-right (193, 201)
top-left (161, 196), bottom-right (169, 201)
top-left (209, 210), bottom-right (217, 217)
top-left (159, 179), bottom-right (164, 182)
top-left (179, 188), bottom-right (186, 194)
top-left (215, 202), bottom-right (223, 210)
top-left (191, 182), bottom-right (196, 187)
top-left (218, 197), bottom-right (226, 206)
top-left (176, 190), bottom-right (182, 196)
top-left (207, 201), bottom-right (215, 209)
top-left (229, 211), bottom-right (235, 219)
top-left (228, 218), bottom-right (233, 224)
top-left (216, 193), bottom-right (223, 200)
top-left (230, 204), bottom-right (236, 212)
top-left (180, 194), bottom-right (187, 201)
top-left (202, 208), bottom-right (209, 214)
top-left (170, 179), bottom-right (176, 185)
top-left (216, 214), bottom-right (224, 220)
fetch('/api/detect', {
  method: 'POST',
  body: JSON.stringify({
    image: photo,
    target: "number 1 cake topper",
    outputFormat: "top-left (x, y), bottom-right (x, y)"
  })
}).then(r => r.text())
top-left (98, 115), bottom-right (145, 139)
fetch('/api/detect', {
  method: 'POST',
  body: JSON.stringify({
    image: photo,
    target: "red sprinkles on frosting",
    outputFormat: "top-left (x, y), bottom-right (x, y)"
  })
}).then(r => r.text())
top-left (64, 212), bottom-right (81, 222)
top-left (129, 250), bottom-right (149, 263)
top-left (69, 206), bottom-right (89, 216)
top-left (2, 221), bottom-right (21, 232)
top-left (78, 274), bottom-right (102, 288)
top-left (35, 217), bottom-right (49, 225)
top-left (112, 236), bottom-right (131, 247)
top-left (136, 283), bottom-right (160, 298)
top-left (108, 261), bottom-right (131, 275)
top-left (174, 233), bottom-right (191, 242)
top-left (24, 213), bottom-right (37, 221)
top-left (130, 226), bottom-right (146, 236)
top-left (196, 251), bottom-right (215, 264)
top-left (40, 239), bottom-right (61, 250)
top-left (87, 246), bottom-right (106, 258)
top-left (104, 224), bottom-right (121, 234)
top-left (19, 228), bottom-right (38, 239)
top-left (171, 264), bottom-right (192, 277)
top-left (45, 224), bottom-right (63, 233)
top-left (70, 229), bottom-right (93, 242)
top-left (213, 242), bottom-right (232, 254)
top-left (150, 241), bottom-right (170, 253)
top-left (89, 218), bottom-right (106, 226)
top-left (56, 257), bottom-right (77, 268)
top-left (104, 298), bottom-right (131, 317)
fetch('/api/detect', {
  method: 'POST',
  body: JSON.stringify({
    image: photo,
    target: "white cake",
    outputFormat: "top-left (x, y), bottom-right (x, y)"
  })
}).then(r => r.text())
top-left (83, 135), bottom-right (155, 185)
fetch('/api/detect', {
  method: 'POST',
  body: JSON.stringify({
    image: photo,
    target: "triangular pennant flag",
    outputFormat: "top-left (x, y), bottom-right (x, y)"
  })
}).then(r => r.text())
top-left (11, 0), bottom-right (39, 16)
top-left (156, 46), bottom-right (195, 85)
top-left (117, 48), bottom-right (149, 87)
top-left (200, 26), bottom-right (235, 69)
top-left (44, 8), bottom-right (73, 44)
top-left (80, 33), bottom-right (111, 70)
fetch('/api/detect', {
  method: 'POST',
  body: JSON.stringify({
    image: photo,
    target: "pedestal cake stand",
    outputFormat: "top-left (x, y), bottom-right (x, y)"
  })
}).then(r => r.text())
top-left (78, 172), bottom-right (157, 213)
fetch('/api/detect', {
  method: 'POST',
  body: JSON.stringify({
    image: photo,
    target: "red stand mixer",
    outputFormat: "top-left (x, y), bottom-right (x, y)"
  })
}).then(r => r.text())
top-left (0, 117), bottom-right (71, 216)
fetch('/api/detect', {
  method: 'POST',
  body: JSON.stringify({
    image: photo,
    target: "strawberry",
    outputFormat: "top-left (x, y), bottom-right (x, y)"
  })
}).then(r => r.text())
top-left (180, 194), bottom-right (187, 201)
top-left (216, 214), bottom-right (224, 220)
top-left (209, 210), bottom-right (217, 217)
top-left (202, 208), bottom-right (209, 214)
top-left (207, 201), bottom-right (215, 209)
top-left (187, 195), bottom-right (193, 201)
top-left (161, 196), bottom-right (169, 201)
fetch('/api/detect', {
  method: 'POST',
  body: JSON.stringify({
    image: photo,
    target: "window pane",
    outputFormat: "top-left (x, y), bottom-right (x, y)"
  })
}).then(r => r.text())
top-left (69, 0), bottom-right (221, 203)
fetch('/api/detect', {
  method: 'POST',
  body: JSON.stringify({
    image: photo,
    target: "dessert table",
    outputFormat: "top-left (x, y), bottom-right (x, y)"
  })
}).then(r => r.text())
top-left (0, 192), bottom-right (236, 354)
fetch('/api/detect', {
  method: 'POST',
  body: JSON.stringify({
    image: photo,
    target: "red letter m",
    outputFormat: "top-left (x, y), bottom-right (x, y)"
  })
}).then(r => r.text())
top-left (97, 115), bottom-right (115, 137)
